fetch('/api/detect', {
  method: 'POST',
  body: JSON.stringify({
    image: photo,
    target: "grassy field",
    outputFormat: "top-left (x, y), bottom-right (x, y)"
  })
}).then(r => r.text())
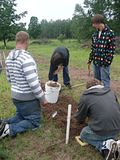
top-left (0, 39), bottom-right (120, 160)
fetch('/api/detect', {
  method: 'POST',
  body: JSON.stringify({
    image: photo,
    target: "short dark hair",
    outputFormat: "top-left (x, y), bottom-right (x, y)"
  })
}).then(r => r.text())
top-left (91, 14), bottom-right (104, 24)
top-left (51, 52), bottom-right (63, 72)
top-left (86, 78), bottom-right (101, 89)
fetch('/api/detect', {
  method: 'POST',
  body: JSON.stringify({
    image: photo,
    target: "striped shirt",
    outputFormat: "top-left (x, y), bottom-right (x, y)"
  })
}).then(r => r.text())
top-left (5, 49), bottom-right (45, 102)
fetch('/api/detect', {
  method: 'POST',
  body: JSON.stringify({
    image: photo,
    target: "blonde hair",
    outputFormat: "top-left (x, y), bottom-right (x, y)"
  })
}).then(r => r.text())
top-left (86, 78), bottom-right (101, 89)
top-left (16, 31), bottom-right (29, 44)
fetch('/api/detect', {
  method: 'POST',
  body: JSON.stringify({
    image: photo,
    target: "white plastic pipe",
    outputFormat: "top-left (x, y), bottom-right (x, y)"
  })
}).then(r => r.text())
top-left (65, 104), bottom-right (72, 144)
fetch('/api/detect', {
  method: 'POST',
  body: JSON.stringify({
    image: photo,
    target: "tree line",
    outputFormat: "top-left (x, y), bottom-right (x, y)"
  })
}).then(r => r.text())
top-left (0, 0), bottom-right (120, 48)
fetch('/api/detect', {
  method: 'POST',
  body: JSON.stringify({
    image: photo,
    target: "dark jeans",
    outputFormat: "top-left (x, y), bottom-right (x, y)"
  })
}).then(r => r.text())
top-left (48, 63), bottom-right (70, 85)
top-left (80, 126), bottom-right (117, 152)
top-left (5, 99), bottom-right (41, 136)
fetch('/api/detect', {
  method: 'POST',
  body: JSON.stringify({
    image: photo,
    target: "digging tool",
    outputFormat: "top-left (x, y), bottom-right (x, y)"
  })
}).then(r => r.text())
top-left (51, 111), bottom-right (58, 118)
top-left (60, 83), bottom-right (85, 92)
top-left (88, 63), bottom-right (91, 77)
top-left (71, 83), bottom-right (85, 88)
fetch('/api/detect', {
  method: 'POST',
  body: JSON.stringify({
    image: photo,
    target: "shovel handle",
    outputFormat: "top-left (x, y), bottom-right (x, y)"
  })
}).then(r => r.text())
top-left (88, 63), bottom-right (91, 77)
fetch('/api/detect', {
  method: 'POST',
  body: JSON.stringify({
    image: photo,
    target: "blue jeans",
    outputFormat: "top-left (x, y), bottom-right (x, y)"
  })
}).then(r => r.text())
top-left (4, 99), bottom-right (41, 136)
top-left (48, 63), bottom-right (70, 85)
top-left (93, 64), bottom-right (110, 87)
top-left (80, 126), bottom-right (117, 152)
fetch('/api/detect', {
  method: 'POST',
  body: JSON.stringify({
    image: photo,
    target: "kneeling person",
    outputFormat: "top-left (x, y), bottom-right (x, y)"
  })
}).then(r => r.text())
top-left (75, 79), bottom-right (120, 160)
top-left (0, 31), bottom-right (47, 139)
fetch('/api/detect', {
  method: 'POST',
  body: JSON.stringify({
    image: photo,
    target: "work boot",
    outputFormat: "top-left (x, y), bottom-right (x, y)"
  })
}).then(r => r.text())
top-left (64, 83), bottom-right (72, 89)
top-left (0, 122), bottom-right (10, 139)
top-left (60, 83), bottom-right (71, 92)
top-left (101, 139), bottom-right (118, 160)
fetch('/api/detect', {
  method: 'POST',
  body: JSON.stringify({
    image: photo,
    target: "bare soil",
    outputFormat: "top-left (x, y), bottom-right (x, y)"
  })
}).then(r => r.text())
top-left (42, 67), bottom-right (120, 138)
top-left (43, 95), bottom-right (86, 138)
top-left (70, 67), bottom-right (120, 97)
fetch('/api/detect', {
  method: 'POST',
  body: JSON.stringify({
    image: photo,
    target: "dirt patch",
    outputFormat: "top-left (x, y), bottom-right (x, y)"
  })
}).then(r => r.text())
top-left (42, 95), bottom-right (86, 138)
top-left (70, 67), bottom-right (120, 98)
top-left (42, 67), bottom-right (120, 139)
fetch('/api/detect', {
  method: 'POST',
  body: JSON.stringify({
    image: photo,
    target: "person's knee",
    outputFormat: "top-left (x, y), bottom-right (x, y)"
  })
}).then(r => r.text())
top-left (80, 127), bottom-right (88, 140)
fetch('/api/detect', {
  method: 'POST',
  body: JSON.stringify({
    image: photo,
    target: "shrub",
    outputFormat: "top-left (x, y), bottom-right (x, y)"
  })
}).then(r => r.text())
top-left (57, 34), bottom-right (66, 42)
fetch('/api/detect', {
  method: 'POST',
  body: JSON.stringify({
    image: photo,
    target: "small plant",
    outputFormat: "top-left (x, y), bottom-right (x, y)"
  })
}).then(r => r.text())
top-left (57, 34), bottom-right (66, 42)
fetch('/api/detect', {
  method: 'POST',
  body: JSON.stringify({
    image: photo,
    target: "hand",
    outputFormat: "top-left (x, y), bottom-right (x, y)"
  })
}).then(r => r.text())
top-left (54, 65), bottom-right (63, 75)
top-left (57, 65), bottom-right (63, 72)
top-left (42, 100), bottom-right (48, 105)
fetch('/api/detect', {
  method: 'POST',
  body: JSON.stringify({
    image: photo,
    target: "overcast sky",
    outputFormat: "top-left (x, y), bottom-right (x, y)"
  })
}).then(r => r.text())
top-left (16, 0), bottom-right (84, 26)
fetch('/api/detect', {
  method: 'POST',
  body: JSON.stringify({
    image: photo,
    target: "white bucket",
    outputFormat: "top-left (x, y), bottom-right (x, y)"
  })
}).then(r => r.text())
top-left (45, 81), bottom-right (61, 103)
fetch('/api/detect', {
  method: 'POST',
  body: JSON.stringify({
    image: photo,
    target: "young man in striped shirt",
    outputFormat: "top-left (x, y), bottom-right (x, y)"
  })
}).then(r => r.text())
top-left (0, 31), bottom-right (47, 138)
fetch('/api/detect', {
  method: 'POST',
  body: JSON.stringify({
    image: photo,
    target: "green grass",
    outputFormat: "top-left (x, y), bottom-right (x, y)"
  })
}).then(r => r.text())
top-left (0, 39), bottom-right (120, 160)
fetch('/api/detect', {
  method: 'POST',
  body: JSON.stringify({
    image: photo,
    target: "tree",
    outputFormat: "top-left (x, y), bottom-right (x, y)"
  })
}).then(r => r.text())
top-left (109, 0), bottom-right (120, 34)
top-left (28, 16), bottom-right (41, 39)
top-left (72, 4), bottom-right (93, 41)
top-left (83, 0), bottom-right (120, 35)
top-left (83, 0), bottom-right (115, 18)
top-left (72, 0), bottom-right (120, 41)
top-left (40, 19), bottom-right (72, 39)
top-left (0, 0), bottom-right (27, 48)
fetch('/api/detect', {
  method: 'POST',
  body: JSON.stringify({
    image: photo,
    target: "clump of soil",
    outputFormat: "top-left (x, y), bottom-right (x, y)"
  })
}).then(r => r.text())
top-left (42, 95), bottom-right (86, 138)
top-left (47, 81), bottom-right (60, 87)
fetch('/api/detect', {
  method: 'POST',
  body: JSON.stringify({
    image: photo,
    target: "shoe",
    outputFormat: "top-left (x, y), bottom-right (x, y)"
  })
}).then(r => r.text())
top-left (0, 122), bottom-right (10, 139)
top-left (116, 140), bottom-right (120, 160)
top-left (60, 84), bottom-right (72, 92)
top-left (102, 139), bottom-right (118, 160)
top-left (65, 83), bottom-right (72, 89)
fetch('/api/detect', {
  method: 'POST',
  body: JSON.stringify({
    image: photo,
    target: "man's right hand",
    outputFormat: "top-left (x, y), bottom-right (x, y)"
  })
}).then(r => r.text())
top-left (42, 100), bottom-right (48, 105)
top-left (54, 65), bottom-right (63, 75)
